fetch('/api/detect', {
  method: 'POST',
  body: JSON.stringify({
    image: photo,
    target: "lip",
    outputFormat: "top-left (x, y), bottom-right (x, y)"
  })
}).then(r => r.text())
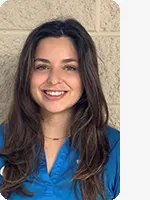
top-left (42, 90), bottom-right (67, 101)
top-left (43, 89), bottom-right (68, 92)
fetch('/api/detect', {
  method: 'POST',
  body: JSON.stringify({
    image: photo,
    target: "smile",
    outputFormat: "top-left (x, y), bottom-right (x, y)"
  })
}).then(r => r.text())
top-left (43, 90), bottom-right (67, 100)
top-left (45, 91), bottom-right (65, 96)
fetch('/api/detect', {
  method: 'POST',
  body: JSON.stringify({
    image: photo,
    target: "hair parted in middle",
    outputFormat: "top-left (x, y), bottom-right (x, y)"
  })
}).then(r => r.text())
top-left (0, 18), bottom-right (110, 200)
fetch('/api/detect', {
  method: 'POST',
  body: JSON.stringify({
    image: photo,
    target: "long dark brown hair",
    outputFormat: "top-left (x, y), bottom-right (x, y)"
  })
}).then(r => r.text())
top-left (0, 18), bottom-right (110, 200)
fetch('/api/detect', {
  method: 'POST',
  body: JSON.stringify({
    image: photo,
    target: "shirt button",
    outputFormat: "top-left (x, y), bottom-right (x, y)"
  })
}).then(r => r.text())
top-left (45, 183), bottom-right (53, 196)
top-left (52, 177), bottom-right (56, 182)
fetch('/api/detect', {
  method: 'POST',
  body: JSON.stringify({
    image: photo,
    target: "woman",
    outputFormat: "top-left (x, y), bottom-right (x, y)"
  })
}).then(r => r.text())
top-left (0, 18), bottom-right (120, 200)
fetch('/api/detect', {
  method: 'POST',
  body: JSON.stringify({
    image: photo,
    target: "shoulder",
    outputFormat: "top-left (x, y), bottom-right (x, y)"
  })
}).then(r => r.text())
top-left (105, 125), bottom-right (120, 166)
top-left (0, 124), bottom-right (6, 170)
top-left (0, 124), bottom-right (5, 149)
top-left (104, 126), bottom-right (120, 199)
top-left (105, 125), bottom-right (120, 150)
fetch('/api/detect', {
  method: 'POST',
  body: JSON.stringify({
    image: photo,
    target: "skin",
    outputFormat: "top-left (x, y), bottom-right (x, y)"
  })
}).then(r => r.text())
top-left (30, 37), bottom-right (84, 139)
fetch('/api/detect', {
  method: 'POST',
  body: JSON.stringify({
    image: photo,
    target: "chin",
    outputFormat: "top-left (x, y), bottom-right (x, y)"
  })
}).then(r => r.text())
top-left (43, 106), bottom-right (73, 115)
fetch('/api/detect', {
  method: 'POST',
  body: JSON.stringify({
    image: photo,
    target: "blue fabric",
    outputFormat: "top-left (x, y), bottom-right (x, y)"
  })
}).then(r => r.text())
top-left (0, 125), bottom-right (5, 184)
top-left (0, 124), bottom-right (120, 200)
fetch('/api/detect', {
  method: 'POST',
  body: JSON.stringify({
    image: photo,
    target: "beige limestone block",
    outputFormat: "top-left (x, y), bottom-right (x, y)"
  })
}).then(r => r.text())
top-left (0, 34), bottom-right (27, 84)
top-left (0, 0), bottom-right (96, 31)
top-left (0, 34), bottom-right (28, 122)
top-left (100, 0), bottom-right (120, 32)
top-left (92, 35), bottom-right (120, 104)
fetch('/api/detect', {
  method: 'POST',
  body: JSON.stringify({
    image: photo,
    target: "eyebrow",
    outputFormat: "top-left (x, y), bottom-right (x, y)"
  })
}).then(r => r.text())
top-left (34, 58), bottom-right (78, 64)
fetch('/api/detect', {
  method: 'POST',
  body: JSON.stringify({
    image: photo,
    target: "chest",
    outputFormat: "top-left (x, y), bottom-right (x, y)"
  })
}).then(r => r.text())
top-left (8, 144), bottom-right (115, 200)
top-left (44, 140), bottom-right (65, 174)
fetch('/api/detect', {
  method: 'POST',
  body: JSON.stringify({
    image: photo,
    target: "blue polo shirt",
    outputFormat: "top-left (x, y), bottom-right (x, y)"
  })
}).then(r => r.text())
top-left (0, 124), bottom-right (120, 200)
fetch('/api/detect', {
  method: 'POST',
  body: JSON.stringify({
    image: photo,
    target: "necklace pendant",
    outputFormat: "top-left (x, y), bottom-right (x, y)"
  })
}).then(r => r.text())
top-left (53, 138), bottom-right (59, 140)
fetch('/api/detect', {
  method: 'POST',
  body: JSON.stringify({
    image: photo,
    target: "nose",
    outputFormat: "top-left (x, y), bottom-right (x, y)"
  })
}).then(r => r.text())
top-left (47, 68), bottom-right (62, 85)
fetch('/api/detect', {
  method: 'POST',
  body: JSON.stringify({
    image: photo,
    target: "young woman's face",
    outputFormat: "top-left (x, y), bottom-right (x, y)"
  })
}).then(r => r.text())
top-left (30, 37), bottom-right (83, 115)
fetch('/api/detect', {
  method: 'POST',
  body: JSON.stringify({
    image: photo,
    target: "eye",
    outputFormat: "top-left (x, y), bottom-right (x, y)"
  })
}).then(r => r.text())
top-left (35, 65), bottom-right (49, 71)
top-left (64, 65), bottom-right (77, 71)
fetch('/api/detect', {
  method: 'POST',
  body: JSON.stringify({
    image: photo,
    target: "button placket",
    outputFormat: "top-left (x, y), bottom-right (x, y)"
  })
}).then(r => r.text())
top-left (50, 139), bottom-right (70, 183)
top-left (45, 181), bottom-right (54, 196)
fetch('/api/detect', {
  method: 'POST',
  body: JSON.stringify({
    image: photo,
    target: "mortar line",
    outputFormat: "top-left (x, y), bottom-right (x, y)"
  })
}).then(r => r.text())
top-left (95, 0), bottom-right (101, 32)
top-left (0, 30), bottom-right (120, 36)
top-left (0, 29), bottom-right (31, 32)
top-left (89, 31), bottom-right (120, 36)
top-left (108, 104), bottom-right (120, 106)
top-left (0, 30), bottom-right (30, 35)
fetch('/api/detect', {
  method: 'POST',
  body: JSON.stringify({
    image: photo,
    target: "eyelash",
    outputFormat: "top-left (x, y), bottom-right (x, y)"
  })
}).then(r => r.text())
top-left (34, 65), bottom-right (77, 71)
top-left (64, 65), bottom-right (77, 71)
top-left (35, 65), bottom-right (49, 70)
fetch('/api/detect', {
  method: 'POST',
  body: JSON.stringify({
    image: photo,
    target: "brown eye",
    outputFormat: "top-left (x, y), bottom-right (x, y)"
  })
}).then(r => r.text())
top-left (35, 65), bottom-right (49, 71)
top-left (64, 65), bottom-right (76, 71)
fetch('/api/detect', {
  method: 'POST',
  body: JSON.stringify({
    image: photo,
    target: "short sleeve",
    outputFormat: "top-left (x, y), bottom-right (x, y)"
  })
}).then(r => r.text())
top-left (0, 124), bottom-right (5, 185)
top-left (113, 139), bottom-right (120, 199)
top-left (105, 127), bottom-right (120, 199)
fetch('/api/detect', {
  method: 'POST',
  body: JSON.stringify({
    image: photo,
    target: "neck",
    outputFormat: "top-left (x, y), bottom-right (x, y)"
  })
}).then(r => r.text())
top-left (41, 109), bottom-right (73, 139)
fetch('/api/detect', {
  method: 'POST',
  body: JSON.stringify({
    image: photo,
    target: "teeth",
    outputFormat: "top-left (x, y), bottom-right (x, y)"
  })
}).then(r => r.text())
top-left (45, 91), bottom-right (65, 96)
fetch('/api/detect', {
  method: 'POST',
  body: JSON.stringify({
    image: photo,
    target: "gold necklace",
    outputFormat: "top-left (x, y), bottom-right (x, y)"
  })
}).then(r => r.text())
top-left (44, 134), bottom-right (71, 140)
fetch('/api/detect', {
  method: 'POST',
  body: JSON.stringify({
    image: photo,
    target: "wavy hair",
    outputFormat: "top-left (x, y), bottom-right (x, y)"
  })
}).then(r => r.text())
top-left (0, 18), bottom-right (110, 200)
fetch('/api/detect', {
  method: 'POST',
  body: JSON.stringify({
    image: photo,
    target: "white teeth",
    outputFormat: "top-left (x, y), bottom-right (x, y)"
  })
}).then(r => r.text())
top-left (45, 91), bottom-right (65, 96)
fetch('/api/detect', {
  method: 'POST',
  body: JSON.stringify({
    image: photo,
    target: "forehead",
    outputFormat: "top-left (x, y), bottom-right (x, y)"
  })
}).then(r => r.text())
top-left (35, 37), bottom-right (78, 59)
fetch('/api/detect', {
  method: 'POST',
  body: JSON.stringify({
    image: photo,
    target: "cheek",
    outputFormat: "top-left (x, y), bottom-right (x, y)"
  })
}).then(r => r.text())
top-left (69, 75), bottom-right (83, 92)
top-left (77, 79), bottom-right (83, 92)
top-left (30, 74), bottom-right (47, 88)
top-left (76, 75), bottom-right (83, 91)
